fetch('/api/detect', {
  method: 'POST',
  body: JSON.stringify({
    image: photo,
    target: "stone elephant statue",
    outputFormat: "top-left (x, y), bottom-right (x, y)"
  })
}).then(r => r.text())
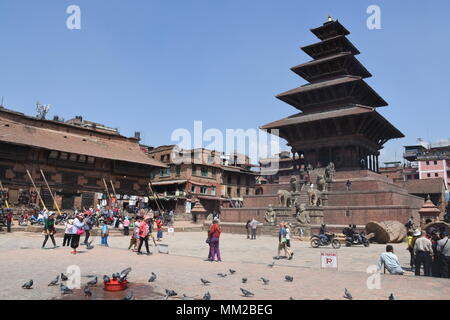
top-left (277, 189), bottom-right (293, 207)
top-left (307, 187), bottom-right (322, 207)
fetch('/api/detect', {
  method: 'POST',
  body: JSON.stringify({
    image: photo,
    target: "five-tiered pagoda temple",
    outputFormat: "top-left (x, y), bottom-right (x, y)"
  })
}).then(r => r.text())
top-left (261, 18), bottom-right (404, 171)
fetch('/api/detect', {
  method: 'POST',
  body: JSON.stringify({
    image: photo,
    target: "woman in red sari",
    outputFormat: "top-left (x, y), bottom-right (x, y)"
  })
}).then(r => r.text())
top-left (208, 219), bottom-right (221, 262)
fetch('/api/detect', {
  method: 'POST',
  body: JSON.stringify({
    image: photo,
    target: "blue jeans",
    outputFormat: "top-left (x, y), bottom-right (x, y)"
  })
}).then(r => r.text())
top-left (101, 235), bottom-right (109, 246)
top-left (319, 234), bottom-right (327, 243)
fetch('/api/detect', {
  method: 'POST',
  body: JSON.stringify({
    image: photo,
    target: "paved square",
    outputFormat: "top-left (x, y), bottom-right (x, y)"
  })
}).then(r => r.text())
top-left (0, 231), bottom-right (449, 300)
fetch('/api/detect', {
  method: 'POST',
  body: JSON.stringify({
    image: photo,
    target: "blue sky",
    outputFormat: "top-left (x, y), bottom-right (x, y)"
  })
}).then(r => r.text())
top-left (1, 0), bottom-right (449, 164)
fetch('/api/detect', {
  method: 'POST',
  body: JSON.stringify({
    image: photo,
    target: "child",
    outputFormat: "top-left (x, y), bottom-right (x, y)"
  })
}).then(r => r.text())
top-left (101, 222), bottom-right (109, 247)
top-left (62, 219), bottom-right (73, 247)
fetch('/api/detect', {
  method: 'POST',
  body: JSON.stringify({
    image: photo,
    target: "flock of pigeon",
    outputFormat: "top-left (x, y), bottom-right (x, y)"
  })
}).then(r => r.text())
top-left (21, 263), bottom-right (396, 300)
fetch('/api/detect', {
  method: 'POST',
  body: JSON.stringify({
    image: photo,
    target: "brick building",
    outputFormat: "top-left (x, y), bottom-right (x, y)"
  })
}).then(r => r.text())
top-left (146, 145), bottom-right (257, 220)
top-left (0, 107), bottom-right (166, 211)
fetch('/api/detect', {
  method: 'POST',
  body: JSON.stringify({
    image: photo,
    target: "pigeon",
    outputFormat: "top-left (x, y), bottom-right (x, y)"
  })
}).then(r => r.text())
top-left (120, 267), bottom-right (132, 278)
top-left (103, 275), bottom-right (110, 283)
top-left (217, 273), bottom-right (227, 278)
top-left (389, 293), bottom-right (395, 300)
top-left (343, 288), bottom-right (353, 300)
top-left (148, 272), bottom-right (157, 282)
top-left (229, 269), bottom-right (236, 275)
top-left (84, 286), bottom-right (92, 297)
top-left (260, 277), bottom-right (270, 285)
top-left (285, 275), bottom-right (294, 282)
top-left (119, 274), bottom-right (128, 283)
top-left (242, 278), bottom-right (247, 284)
top-left (60, 273), bottom-right (69, 282)
top-left (112, 273), bottom-right (119, 280)
top-left (87, 276), bottom-right (97, 286)
top-left (164, 289), bottom-right (177, 300)
top-left (48, 275), bottom-right (59, 286)
top-left (289, 297), bottom-right (295, 300)
top-left (200, 278), bottom-right (211, 285)
top-left (22, 280), bottom-right (33, 289)
top-left (60, 284), bottom-right (73, 295)
top-left (182, 294), bottom-right (194, 300)
top-left (122, 291), bottom-right (134, 300)
top-left (203, 292), bottom-right (211, 300)
top-left (240, 288), bottom-right (254, 297)
top-left (267, 261), bottom-right (276, 268)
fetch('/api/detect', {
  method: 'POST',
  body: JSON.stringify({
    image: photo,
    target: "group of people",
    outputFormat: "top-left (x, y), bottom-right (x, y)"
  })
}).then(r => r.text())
top-left (406, 229), bottom-right (450, 278)
top-left (377, 228), bottom-right (450, 278)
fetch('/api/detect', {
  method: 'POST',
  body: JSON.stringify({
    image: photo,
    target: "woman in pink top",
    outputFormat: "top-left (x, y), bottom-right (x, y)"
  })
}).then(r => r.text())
top-left (123, 217), bottom-right (130, 236)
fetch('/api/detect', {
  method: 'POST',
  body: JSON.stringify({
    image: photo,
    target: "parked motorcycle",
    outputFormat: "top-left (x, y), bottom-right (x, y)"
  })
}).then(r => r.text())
top-left (310, 234), bottom-right (341, 249)
top-left (342, 228), bottom-right (370, 247)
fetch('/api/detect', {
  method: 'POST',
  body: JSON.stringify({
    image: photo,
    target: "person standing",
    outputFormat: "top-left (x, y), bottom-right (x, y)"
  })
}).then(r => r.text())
top-left (437, 231), bottom-right (450, 278)
top-left (101, 221), bottom-right (109, 247)
top-left (42, 212), bottom-right (57, 249)
top-left (414, 230), bottom-right (433, 276)
top-left (245, 220), bottom-right (251, 239)
top-left (62, 219), bottom-right (73, 247)
top-left (123, 217), bottom-right (130, 236)
top-left (70, 213), bottom-right (85, 255)
top-left (406, 230), bottom-right (420, 270)
top-left (6, 209), bottom-right (13, 233)
top-left (345, 180), bottom-right (352, 191)
top-left (208, 219), bottom-right (221, 262)
top-left (156, 216), bottom-right (163, 241)
top-left (137, 217), bottom-right (151, 255)
top-left (169, 210), bottom-right (174, 227)
top-left (250, 218), bottom-right (259, 240)
top-left (83, 213), bottom-right (93, 246)
top-left (377, 245), bottom-right (404, 275)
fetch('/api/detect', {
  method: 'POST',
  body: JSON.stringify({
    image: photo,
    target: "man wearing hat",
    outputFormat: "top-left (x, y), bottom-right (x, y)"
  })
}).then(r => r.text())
top-left (414, 230), bottom-right (433, 276)
top-left (437, 231), bottom-right (450, 278)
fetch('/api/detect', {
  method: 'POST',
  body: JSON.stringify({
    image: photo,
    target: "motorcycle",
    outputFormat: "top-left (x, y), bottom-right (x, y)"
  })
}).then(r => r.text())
top-left (310, 233), bottom-right (341, 249)
top-left (343, 228), bottom-right (370, 247)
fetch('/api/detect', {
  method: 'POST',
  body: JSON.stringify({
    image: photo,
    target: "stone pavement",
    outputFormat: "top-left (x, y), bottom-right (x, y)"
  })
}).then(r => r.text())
top-left (0, 231), bottom-right (449, 300)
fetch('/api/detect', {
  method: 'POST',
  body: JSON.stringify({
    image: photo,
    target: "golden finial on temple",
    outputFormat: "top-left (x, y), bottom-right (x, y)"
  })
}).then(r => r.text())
top-left (327, 15), bottom-right (333, 22)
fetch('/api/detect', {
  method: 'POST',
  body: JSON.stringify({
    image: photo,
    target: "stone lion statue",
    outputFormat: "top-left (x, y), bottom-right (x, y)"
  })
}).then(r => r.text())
top-left (265, 204), bottom-right (276, 225)
top-left (325, 162), bottom-right (335, 182)
top-left (290, 176), bottom-right (299, 193)
top-left (307, 185), bottom-right (322, 207)
top-left (295, 202), bottom-right (310, 225)
top-left (277, 189), bottom-right (293, 207)
top-left (316, 174), bottom-right (327, 192)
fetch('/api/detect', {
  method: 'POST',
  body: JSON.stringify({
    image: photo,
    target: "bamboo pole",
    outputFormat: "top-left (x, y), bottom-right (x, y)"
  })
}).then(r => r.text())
top-left (102, 178), bottom-right (112, 206)
top-left (109, 180), bottom-right (118, 200)
top-left (25, 169), bottom-right (47, 210)
top-left (39, 169), bottom-right (62, 216)
top-left (148, 181), bottom-right (163, 213)
top-left (0, 180), bottom-right (10, 209)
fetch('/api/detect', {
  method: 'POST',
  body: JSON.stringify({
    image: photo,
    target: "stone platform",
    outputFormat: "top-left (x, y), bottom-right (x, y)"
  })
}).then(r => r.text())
top-left (220, 170), bottom-right (424, 236)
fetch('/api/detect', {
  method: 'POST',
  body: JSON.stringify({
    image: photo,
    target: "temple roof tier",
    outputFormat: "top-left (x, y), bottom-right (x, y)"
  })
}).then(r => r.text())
top-left (310, 20), bottom-right (350, 41)
top-left (291, 52), bottom-right (372, 83)
top-left (276, 76), bottom-right (388, 112)
top-left (301, 35), bottom-right (359, 60)
top-left (261, 105), bottom-right (404, 149)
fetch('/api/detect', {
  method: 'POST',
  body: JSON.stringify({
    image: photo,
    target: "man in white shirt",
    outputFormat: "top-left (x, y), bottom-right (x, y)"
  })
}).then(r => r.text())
top-left (378, 245), bottom-right (404, 275)
top-left (249, 218), bottom-right (259, 240)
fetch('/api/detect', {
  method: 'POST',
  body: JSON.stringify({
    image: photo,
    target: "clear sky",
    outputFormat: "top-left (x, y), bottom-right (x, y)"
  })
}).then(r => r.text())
top-left (1, 0), bottom-right (449, 164)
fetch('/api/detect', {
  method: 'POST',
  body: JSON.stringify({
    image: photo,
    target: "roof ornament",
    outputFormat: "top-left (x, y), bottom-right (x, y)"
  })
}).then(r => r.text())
top-left (327, 15), bottom-right (333, 22)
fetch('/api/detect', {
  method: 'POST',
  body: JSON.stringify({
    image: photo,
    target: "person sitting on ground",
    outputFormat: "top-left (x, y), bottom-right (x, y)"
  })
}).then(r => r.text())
top-left (377, 245), bottom-right (404, 275)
